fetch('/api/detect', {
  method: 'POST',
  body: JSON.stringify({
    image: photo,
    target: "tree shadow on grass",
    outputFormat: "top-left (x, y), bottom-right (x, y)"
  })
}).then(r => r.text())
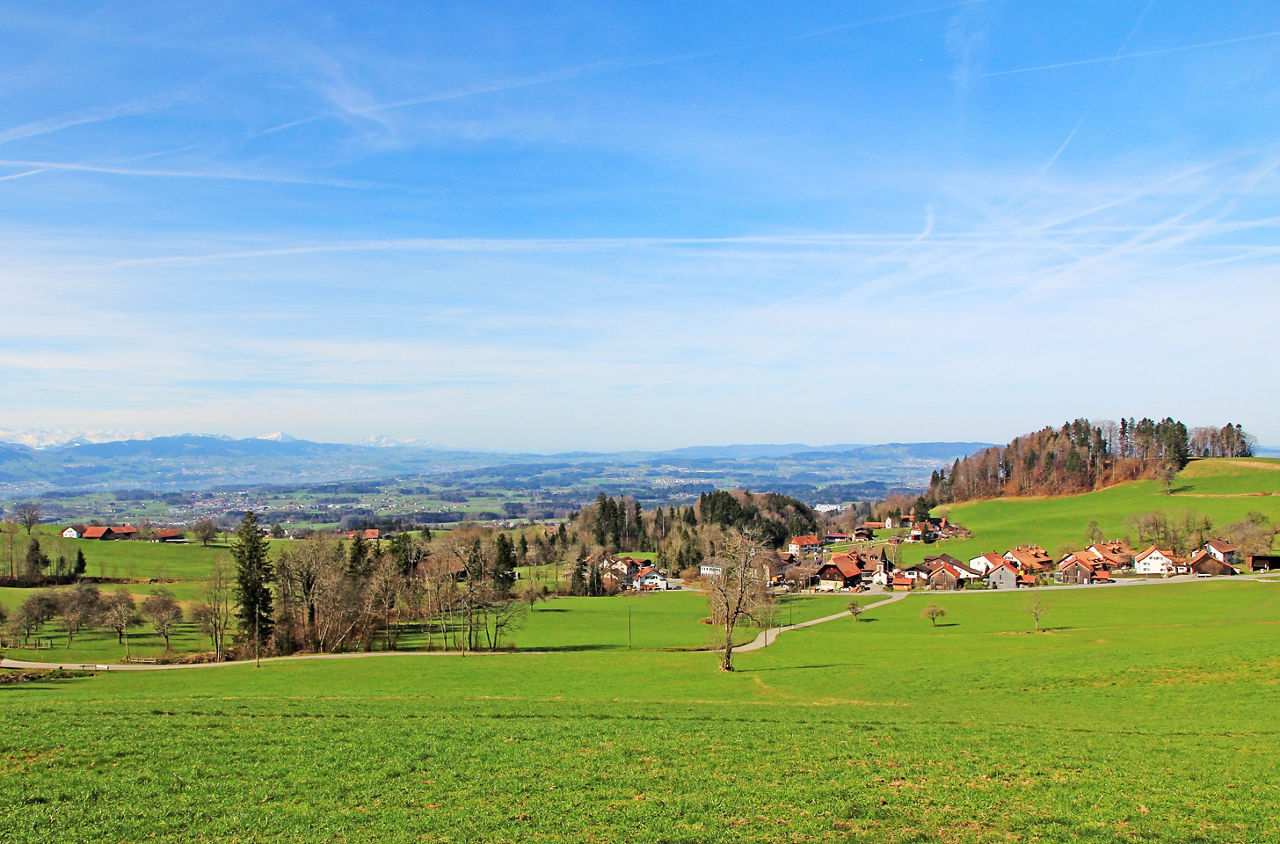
top-left (932, 622), bottom-right (960, 628)
top-left (515, 644), bottom-right (619, 653)
top-left (739, 663), bottom-right (841, 673)
top-left (530, 608), bottom-right (569, 613)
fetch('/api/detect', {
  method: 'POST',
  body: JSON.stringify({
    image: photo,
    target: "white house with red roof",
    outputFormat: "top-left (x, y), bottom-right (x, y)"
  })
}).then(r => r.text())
top-left (1134, 546), bottom-right (1181, 575)
top-left (633, 567), bottom-right (669, 590)
top-left (1204, 539), bottom-right (1241, 567)
top-left (968, 552), bottom-right (1005, 575)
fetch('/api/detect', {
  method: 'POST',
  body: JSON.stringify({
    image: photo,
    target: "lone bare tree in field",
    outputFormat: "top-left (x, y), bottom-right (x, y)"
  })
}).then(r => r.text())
top-left (922, 602), bottom-right (946, 627)
top-left (15, 502), bottom-right (41, 537)
top-left (1025, 595), bottom-right (1049, 632)
top-left (847, 598), bottom-right (866, 622)
top-left (706, 530), bottom-right (769, 672)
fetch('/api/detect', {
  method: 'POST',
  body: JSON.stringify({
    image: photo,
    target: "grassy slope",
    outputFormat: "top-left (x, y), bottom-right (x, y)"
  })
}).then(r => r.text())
top-left (2, 582), bottom-right (1278, 841)
top-left (903, 457), bottom-right (1280, 565)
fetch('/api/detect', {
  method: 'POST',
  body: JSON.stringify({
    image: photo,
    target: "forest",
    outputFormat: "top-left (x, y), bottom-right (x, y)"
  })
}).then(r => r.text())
top-left (924, 418), bottom-right (1254, 505)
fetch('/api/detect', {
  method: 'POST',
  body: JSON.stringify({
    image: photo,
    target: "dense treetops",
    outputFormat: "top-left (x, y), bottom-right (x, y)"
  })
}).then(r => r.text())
top-left (926, 418), bottom-right (1254, 505)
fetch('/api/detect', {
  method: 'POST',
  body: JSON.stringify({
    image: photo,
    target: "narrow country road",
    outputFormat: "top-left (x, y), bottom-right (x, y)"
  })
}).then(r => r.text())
top-left (736, 591), bottom-right (909, 653)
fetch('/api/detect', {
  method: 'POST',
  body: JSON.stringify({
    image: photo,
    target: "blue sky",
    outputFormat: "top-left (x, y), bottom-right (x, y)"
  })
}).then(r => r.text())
top-left (2, 1), bottom-right (1278, 451)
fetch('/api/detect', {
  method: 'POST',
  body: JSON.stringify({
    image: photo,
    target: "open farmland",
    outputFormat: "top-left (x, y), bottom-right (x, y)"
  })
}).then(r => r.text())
top-left (2, 581), bottom-right (1278, 842)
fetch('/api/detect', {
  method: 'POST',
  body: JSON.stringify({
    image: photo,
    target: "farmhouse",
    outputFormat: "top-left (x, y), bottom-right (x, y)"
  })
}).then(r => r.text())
top-left (633, 567), bottom-right (670, 591)
top-left (61, 525), bottom-right (87, 539)
top-left (908, 522), bottom-right (936, 543)
top-left (1134, 546), bottom-right (1181, 576)
top-left (1004, 546), bottom-right (1053, 574)
top-left (81, 526), bottom-right (115, 540)
top-left (1203, 539), bottom-right (1241, 567)
top-left (787, 535), bottom-right (821, 555)
top-left (816, 553), bottom-right (863, 590)
top-left (1187, 550), bottom-right (1238, 577)
top-left (926, 563), bottom-right (968, 590)
top-left (699, 560), bottom-right (723, 579)
top-left (1087, 541), bottom-right (1134, 570)
top-left (1057, 557), bottom-right (1112, 585)
top-left (968, 552), bottom-right (1005, 575)
top-left (985, 560), bottom-right (1021, 590)
top-left (152, 528), bottom-right (184, 542)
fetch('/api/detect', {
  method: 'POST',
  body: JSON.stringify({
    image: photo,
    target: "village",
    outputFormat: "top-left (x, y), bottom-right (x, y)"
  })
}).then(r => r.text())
top-left (579, 516), bottom-right (1280, 595)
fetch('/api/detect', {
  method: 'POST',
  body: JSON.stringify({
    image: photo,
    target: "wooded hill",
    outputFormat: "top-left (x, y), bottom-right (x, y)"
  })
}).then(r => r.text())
top-left (925, 418), bottom-right (1255, 505)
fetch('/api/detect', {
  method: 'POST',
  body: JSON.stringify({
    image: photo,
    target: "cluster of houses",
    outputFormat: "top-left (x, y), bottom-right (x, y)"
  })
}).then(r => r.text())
top-left (794, 536), bottom-right (1271, 592)
top-left (591, 554), bottom-right (679, 592)
top-left (60, 525), bottom-right (185, 542)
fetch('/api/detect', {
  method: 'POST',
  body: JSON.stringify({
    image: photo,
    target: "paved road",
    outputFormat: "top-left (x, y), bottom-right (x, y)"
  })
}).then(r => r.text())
top-left (736, 591), bottom-right (908, 653)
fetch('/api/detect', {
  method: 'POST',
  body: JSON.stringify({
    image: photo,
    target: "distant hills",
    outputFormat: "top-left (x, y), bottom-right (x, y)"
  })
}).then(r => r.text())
top-left (0, 433), bottom-right (992, 499)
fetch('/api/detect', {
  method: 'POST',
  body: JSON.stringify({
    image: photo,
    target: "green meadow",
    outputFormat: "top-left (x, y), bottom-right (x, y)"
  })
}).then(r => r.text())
top-left (905, 457), bottom-right (1280, 565)
top-left (3, 581), bottom-right (1278, 841)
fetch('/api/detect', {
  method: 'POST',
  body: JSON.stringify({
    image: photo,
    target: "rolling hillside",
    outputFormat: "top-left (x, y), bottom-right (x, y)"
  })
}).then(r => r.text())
top-left (906, 457), bottom-right (1280, 564)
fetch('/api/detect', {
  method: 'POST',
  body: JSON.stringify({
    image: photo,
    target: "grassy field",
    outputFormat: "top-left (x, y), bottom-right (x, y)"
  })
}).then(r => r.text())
top-left (903, 457), bottom-right (1280, 565)
top-left (2, 580), bottom-right (1278, 841)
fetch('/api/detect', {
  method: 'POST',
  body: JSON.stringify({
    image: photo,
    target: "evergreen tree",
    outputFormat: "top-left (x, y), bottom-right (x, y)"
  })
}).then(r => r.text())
top-left (74, 549), bottom-right (87, 576)
top-left (348, 533), bottom-right (370, 578)
top-left (232, 511), bottom-right (274, 646)
top-left (493, 534), bottom-right (516, 592)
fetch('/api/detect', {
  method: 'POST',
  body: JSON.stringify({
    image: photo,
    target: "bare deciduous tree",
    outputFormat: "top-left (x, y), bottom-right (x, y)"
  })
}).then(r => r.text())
top-left (99, 590), bottom-right (141, 657)
top-left (706, 530), bottom-right (769, 672)
top-left (1025, 595), bottom-right (1049, 631)
top-left (57, 582), bottom-right (100, 647)
top-left (922, 602), bottom-right (946, 627)
top-left (847, 598), bottom-right (866, 622)
top-left (15, 502), bottom-right (41, 537)
top-left (142, 589), bottom-right (183, 650)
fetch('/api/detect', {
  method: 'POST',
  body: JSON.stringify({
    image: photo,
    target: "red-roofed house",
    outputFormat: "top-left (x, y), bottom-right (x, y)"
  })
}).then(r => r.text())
top-left (1203, 540), bottom-right (1241, 567)
top-left (82, 526), bottom-right (114, 540)
top-left (1134, 546), bottom-right (1179, 576)
top-left (816, 553), bottom-right (863, 590)
top-left (634, 567), bottom-right (670, 590)
top-left (927, 563), bottom-right (967, 590)
top-left (152, 528), bottom-right (184, 542)
top-left (788, 535), bottom-right (821, 555)
top-left (1188, 549), bottom-right (1238, 577)
top-left (968, 552), bottom-right (1005, 575)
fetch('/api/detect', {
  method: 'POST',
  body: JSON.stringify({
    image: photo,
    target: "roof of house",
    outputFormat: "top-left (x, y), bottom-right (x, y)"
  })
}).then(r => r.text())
top-left (113, 525), bottom-right (138, 535)
top-left (790, 534), bottom-right (820, 546)
top-left (636, 567), bottom-right (659, 578)
top-left (1135, 545), bottom-right (1175, 562)
top-left (153, 528), bottom-right (182, 539)
top-left (986, 560), bottom-right (1020, 578)
top-left (971, 552), bottom-right (1005, 567)
top-left (82, 526), bottom-right (112, 539)
top-left (1206, 539), bottom-right (1238, 554)
top-left (821, 554), bottom-right (863, 579)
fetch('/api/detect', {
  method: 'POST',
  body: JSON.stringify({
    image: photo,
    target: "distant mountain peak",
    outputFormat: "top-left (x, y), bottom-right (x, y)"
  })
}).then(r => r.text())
top-left (255, 431), bottom-right (299, 443)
